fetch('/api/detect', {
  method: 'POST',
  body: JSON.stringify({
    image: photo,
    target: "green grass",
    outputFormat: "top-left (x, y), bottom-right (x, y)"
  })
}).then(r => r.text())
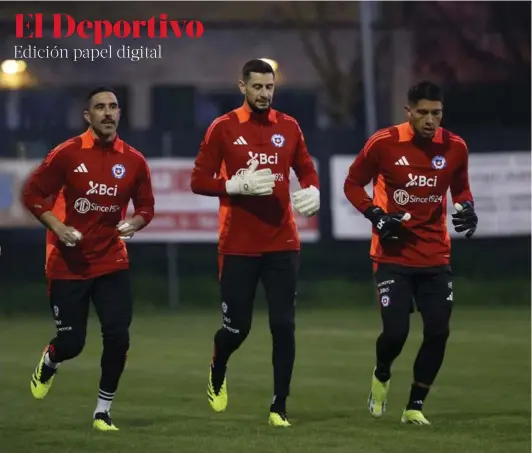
top-left (1, 306), bottom-right (530, 453)
top-left (1, 276), bottom-right (530, 314)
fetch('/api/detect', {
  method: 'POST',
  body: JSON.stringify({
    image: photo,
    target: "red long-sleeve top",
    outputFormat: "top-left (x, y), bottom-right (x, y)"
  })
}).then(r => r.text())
top-left (191, 104), bottom-right (319, 255)
top-left (22, 129), bottom-right (155, 279)
top-left (344, 122), bottom-right (473, 267)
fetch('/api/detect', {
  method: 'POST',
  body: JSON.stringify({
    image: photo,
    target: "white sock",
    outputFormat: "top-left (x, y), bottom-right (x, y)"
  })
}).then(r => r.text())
top-left (44, 352), bottom-right (60, 369)
top-left (94, 389), bottom-right (115, 417)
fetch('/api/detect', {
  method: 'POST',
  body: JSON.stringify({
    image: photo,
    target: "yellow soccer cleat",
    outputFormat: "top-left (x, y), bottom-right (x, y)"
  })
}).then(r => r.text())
top-left (207, 368), bottom-right (228, 413)
top-left (92, 412), bottom-right (119, 431)
top-left (30, 348), bottom-right (57, 400)
top-left (368, 369), bottom-right (390, 418)
top-left (401, 409), bottom-right (431, 425)
top-left (269, 412), bottom-right (291, 427)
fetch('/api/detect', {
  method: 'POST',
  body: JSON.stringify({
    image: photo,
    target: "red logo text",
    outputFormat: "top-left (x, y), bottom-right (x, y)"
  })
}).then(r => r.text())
top-left (16, 14), bottom-right (204, 45)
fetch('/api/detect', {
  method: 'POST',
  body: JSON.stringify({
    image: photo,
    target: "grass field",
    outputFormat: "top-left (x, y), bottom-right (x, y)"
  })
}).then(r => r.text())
top-left (1, 306), bottom-right (530, 453)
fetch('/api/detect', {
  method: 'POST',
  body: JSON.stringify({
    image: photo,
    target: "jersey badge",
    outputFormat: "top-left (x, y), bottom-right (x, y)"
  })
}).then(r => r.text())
top-left (271, 134), bottom-right (285, 148)
top-left (431, 155), bottom-right (446, 170)
top-left (112, 164), bottom-right (126, 179)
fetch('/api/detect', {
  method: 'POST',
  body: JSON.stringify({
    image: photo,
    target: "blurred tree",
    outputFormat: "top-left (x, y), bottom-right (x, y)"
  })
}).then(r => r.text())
top-left (478, 2), bottom-right (530, 81)
top-left (276, 2), bottom-right (390, 127)
top-left (406, 2), bottom-right (531, 83)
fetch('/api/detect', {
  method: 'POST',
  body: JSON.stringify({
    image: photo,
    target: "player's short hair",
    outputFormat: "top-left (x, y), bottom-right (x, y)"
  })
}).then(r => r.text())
top-left (242, 59), bottom-right (275, 82)
top-left (86, 86), bottom-right (118, 107)
top-left (407, 81), bottom-right (443, 105)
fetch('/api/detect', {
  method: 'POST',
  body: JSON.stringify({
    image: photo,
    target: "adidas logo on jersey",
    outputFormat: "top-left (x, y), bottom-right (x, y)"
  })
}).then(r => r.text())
top-left (233, 136), bottom-right (248, 145)
top-left (395, 156), bottom-right (410, 166)
top-left (74, 163), bottom-right (88, 173)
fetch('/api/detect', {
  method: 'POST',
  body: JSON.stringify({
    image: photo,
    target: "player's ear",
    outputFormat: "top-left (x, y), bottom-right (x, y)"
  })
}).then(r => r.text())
top-left (404, 104), bottom-right (411, 119)
top-left (238, 79), bottom-right (246, 96)
top-left (83, 109), bottom-right (90, 124)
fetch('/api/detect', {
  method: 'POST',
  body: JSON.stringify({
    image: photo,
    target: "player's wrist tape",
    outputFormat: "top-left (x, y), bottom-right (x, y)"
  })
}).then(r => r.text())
top-left (65, 229), bottom-right (82, 247)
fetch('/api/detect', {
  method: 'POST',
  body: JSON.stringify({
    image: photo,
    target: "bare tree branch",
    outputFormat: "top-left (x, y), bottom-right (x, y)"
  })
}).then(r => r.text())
top-left (276, 1), bottom-right (392, 125)
top-left (490, 2), bottom-right (530, 80)
top-left (315, 3), bottom-right (340, 74)
top-left (427, 2), bottom-right (530, 81)
top-left (288, 3), bottom-right (330, 83)
top-left (432, 4), bottom-right (506, 69)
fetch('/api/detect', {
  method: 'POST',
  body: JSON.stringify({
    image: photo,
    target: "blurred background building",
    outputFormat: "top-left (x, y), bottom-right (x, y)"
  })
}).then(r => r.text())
top-left (0, 1), bottom-right (529, 311)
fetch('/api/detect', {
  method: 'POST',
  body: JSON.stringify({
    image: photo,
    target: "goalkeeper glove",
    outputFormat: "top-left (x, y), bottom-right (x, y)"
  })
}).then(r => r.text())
top-left (292, 185), bottom-right (320, 217)
top-left (364, 206), bottom-right (411, 240)
top-left (452, 201), bottom-right (478, 238)
top-left (225, 159), bottom-right (276, 196)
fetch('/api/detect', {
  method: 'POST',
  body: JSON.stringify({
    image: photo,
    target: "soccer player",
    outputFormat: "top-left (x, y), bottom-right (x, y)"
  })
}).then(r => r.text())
top-left (344, 81), bottom-right (478, 425)
top-left (22, 87), bottom-right (155, 431)
top-left (190, 59), bottom-right (320, 427)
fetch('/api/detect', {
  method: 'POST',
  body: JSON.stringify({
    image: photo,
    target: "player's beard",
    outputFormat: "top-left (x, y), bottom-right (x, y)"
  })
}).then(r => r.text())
top-left (411, 121), bottom-right (435, 140)
top-left (418, 129), bottom-right (436, 140)
top-left (247, 95), bottom-right (271, 114)
top-left (94, 120), bottom-right (117, 141)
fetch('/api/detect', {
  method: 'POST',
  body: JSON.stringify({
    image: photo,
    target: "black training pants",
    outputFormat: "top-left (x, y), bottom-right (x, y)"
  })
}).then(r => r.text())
top-left (214, 251), bottom-right (299, 398)
top-left (373, 262), bottom-right (453, 386)
top-left (47, 269), bottom-right (133, 394)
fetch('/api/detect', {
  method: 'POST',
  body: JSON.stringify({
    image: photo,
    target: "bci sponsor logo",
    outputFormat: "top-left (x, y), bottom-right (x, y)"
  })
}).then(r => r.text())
top-left (247, 151), bottom-right (278, 166)
top-left (405, 173), bottom-right (438, 188)
top-left (15, 14), bottom-right (204, 45)
top-left (86, 181), bottom-right (118, 197)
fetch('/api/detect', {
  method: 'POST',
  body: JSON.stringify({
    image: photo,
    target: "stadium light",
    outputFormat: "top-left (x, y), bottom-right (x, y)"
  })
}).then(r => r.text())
top-left (1, 60), bottom-right (27, 75)
top-left (259, 58), bottom-right (279, 73)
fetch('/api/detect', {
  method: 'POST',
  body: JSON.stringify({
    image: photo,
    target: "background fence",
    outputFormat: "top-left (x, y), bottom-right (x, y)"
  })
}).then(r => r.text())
top-left (0, 1), bottom-right (530, 315)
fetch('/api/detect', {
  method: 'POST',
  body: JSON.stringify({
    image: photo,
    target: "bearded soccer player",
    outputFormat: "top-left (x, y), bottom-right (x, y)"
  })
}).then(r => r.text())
top-left (190, 59), bottom-right (320, 427)
top-left (344, 81), bottom-right (478, 425)
top-left (22, 87), bottom-right (155, 431)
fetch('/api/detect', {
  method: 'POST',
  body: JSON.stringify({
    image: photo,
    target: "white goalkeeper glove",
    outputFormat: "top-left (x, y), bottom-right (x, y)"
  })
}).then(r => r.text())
top-left (292, 185), bottom-right (320, 217)
top-left (117, 221), bottom-right (134, 240)
top-left (225, 159), bottom-right (276, 196)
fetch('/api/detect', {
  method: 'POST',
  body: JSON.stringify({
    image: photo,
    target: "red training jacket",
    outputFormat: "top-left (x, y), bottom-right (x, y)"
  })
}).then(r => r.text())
top-left (344, 122), bottom-right (473, 267)
top-left (22, 129), bottom-right (155, 279)
top-left (190, 104), bottom-right (319, 255)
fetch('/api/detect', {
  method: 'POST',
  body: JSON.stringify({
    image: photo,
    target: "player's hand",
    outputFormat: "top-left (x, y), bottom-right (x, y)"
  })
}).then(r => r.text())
top-left (53, 224), bottom-right (83, 247)
top-left (452, 201), bottom-right (478, 238)
top-left (364, 206), bottom-right (411, 240)
top-left (292, 185), bottom-right (320, 217)
top-left (225, 159), bottom-right (276, 196)
top-left (116, 219), bottom-right (137, 240)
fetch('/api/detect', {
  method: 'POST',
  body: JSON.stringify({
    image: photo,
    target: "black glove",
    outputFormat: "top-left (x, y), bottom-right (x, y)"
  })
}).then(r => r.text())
top-left (452, 201), bottom-right (478, 238)
top-left (364, 206), bottom-right (410, 240)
